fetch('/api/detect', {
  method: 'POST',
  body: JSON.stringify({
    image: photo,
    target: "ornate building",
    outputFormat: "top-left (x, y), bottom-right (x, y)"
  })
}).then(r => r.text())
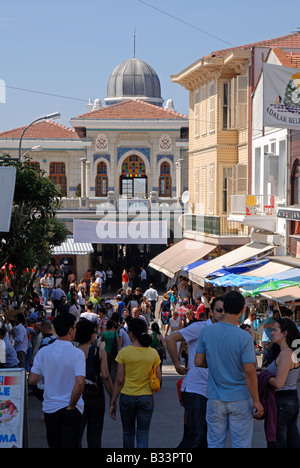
top-left (0, 57), bottom-right (189, 279)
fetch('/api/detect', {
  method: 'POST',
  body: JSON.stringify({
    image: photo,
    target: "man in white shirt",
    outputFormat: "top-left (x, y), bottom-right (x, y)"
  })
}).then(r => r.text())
top-left (29, 313), bottom-right (85, 448)
top-left (144, 283), bottom-right (159, 321)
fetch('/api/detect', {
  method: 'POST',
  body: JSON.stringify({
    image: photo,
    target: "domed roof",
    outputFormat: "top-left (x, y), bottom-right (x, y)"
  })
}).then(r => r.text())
top-left (105, 58), bottom-right (164, 107)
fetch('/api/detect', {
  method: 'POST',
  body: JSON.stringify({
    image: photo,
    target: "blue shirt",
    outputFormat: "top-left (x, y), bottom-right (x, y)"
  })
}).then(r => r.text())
top-left (196, 322), bottom-right (256, 402)
top-left (4, 337), bottom-right (19, 367)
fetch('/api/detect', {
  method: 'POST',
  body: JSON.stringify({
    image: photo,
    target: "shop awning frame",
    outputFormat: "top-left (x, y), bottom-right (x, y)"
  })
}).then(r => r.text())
top-left (149, 239), bottom-right (216, 278)
top-left (52, 236), bottom-right (94, 256)
top-left (188, 242), bottom-right (274, 286)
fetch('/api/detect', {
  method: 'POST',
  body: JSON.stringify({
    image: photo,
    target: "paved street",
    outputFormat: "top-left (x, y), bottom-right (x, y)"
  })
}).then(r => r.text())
top-left (25, 293), bottom-right (300, 449)
top-left (27, 352), bottom-right (286, 449)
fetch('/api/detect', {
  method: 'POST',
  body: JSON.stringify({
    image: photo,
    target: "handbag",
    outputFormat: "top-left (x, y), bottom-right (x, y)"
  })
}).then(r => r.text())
top-left (149, 357), bottom-right (161, 393)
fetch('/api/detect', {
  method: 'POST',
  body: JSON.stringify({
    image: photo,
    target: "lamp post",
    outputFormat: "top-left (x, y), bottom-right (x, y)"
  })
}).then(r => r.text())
top-left (21, 145), bottom-right (43, 160)
top-left (18, 112), bottom-right (61, 162)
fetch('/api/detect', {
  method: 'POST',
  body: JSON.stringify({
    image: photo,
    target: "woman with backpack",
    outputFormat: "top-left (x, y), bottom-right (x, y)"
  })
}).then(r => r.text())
top-left (75, 318), bottom-right (113, 448)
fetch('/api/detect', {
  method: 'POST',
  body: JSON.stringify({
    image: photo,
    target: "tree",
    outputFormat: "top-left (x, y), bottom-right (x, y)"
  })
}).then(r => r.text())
top-left (0, 158), bottom-right (68, 304)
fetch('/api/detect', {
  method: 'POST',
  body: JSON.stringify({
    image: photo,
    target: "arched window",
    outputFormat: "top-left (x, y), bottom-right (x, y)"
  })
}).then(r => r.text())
top-left (159, 161), bottom-right (171, 197)
top-left (24, 161), bottom-right (40, 172)
top-left (120, 155), bottom-right (147, 198)
top-left (95, 161), bottom-right (108, 197)
top-left (49, 162), bottom-right (67, 196)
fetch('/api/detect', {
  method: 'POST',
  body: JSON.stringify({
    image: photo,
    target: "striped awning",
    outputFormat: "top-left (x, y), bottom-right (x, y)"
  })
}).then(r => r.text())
top-left (52, 237), bottom-right (94, 256)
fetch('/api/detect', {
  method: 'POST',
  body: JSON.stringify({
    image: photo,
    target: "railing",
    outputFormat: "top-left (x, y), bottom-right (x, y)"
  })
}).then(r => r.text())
top-left (183, 214), bottom-right (249, 237)
top-left (59, 196), bottom-right (180, 212)
top-left (230, 194), bottom-right (277, 216)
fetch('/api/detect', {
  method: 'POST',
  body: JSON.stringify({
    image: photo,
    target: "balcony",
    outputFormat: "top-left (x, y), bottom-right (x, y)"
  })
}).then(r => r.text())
top-left (228, 194), bottom-right (277, 232)
top-left (182, 213), bottom-right (249, 244)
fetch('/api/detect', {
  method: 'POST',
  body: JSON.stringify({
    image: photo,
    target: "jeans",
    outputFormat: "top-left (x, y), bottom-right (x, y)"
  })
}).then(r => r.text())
top-left (268, 390), bottom-right (300, 448)
top-left (44, 407), bottom-right (82, 448)
top-left (206, 399), bottom-right (253, 448)
top-left (41, 287), bottom-right (49, 305)
top-left (180, 391), bottom-right (208, 448)
top-left (119, 394), bottom-right (154, 448)
top-left (78, 391), bottom-right (105, 448)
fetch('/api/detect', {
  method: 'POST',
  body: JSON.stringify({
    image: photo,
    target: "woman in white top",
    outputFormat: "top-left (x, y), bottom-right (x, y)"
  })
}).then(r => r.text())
top-left (166, 311), bottom-right (184, 359)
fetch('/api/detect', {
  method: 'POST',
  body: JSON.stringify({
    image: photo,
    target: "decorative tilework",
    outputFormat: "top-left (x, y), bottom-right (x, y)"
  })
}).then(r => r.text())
top-left (94, 154), bottom-right (111, 164)
top-left (117, 147), bottom-right (150, 166)
top-left (157, 154), bottom-right (174, 164)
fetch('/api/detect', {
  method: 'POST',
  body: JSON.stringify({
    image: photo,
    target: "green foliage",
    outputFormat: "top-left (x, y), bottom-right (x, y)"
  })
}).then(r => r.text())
top-left (0, 159), bottom-right (68, 303)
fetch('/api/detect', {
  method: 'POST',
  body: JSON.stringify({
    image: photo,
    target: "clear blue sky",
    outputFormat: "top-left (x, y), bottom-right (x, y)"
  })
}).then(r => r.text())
top-left (0, 0), bottom-right (299, 132)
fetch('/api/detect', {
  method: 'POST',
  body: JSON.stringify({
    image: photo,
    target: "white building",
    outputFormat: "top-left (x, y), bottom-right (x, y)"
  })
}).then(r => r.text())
top-left (0, 57), bottom-right (189, 280)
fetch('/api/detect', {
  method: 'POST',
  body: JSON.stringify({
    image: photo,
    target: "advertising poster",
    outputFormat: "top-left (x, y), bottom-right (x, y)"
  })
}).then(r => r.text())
top-left (0, 369), bottom-right (26, 448)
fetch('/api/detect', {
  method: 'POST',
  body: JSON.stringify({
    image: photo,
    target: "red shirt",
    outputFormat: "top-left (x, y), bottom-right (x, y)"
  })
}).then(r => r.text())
top-left (196, 303), bottom-right (206, 320)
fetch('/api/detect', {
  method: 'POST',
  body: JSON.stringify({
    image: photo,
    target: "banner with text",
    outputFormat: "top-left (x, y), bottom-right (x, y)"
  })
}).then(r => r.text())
top-left (0, 369), bottom-right (26, 448)
top-left (263, 62), bottom-right (300, 130)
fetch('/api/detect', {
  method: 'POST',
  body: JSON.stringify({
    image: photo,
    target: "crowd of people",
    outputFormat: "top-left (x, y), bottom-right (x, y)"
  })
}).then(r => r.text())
top-left (1, 264), bottom-right (300, 449)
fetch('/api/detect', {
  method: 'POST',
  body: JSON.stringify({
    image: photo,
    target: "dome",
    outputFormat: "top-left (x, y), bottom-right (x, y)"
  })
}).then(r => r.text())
top-left (104, 58), bottom-right (164, 107)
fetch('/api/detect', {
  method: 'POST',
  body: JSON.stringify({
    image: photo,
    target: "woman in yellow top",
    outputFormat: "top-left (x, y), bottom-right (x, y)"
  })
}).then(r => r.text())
top-left (109, 318), bottom-right (161, 448)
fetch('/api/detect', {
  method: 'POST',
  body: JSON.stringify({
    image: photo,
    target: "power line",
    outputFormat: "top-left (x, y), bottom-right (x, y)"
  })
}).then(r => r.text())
top-left (2, 83), bottom-right (88, 103)
top-left (136, 0), bottom-right (235, 47)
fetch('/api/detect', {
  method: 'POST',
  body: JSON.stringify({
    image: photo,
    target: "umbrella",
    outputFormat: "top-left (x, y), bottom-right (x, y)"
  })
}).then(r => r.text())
top-left (206, 274), bottom-right (270, 288)
top-left (242, 280), bottom-right (300, 297)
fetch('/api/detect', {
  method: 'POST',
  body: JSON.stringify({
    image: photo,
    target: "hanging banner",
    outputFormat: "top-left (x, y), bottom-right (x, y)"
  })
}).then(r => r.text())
top-left (263, 62), bottom-right (300, 129)
top-left (0, 369), bottom-right (26, 448)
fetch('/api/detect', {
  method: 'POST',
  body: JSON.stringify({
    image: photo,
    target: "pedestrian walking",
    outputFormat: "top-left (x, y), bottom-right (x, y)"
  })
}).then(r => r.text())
top-left (75, 318), bottom-right (113, 448)
top-left (262, 317), bottom-right (300, 448)
top-left (12, 313), bottom-right (29, 369)
top-left (144, 284), bottom-right (159, 321)
top-left (109, 318), bottom-right (161, 448)
top-left (166, 296), bottom-right (225, 448)
top-left (29, 313), bottom-right (86, 448)
top-left (195, 290), bottom-right (264, 448)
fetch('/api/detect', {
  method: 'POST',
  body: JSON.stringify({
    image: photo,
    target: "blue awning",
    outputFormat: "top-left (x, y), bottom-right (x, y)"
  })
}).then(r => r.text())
top-left (208, 258), bottom-right (269, 278)
top-left (181, 260), bottom-right (208, 272)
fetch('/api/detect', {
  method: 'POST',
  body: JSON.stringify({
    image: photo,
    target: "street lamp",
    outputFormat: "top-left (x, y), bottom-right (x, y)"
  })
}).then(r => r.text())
top-left (18, 112), bottom-right (61, 162)
top-left (21, 145), bottom-right (43, 160)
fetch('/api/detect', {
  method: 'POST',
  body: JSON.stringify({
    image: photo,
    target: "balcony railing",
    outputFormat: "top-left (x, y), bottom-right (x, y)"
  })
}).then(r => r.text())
top-left (183, 214), bottom-right (249, 237)
top-left (230, 194), bottom-right (277, 216)
top-left (59, 196), bottom-right (181, 212)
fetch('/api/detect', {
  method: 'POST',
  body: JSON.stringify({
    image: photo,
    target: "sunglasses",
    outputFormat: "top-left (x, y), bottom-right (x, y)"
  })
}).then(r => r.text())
top-left (215, 308), bottom-right (224, 313)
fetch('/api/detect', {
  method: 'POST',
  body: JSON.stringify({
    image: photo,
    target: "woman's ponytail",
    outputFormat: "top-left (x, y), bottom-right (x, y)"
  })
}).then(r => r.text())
top-left (128, 318), bottom-right (153, 347)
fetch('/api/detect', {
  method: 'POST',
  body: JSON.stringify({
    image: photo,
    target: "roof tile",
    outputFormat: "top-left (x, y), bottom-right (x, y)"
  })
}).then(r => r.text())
top-left (205, 32), bottom-right (300, 59)
top-left (72, 99), bottom-right (188, 120)
top-left (0, 120), bottom-right (82, 140)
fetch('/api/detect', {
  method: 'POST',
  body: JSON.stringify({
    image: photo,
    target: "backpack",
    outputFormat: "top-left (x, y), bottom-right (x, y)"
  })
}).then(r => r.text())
top-left (84, 344), bottom-right (103, 397)
top-left (110, 332), bottom-right (118, 359)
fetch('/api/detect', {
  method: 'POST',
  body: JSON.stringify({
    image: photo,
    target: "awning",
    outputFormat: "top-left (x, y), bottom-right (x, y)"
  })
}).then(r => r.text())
top-left (181, 260), bottom-right (208, 272)
top-left (242, 261), bottom-right (293, 278)
top-left (148, 239), bottom-right (216, 278)
top-left (52, 237), bottom-right (94, 256)
top-left (188, 242), bottom-right (274, 286)
top-left (260, 286), bottom-right (300, 305)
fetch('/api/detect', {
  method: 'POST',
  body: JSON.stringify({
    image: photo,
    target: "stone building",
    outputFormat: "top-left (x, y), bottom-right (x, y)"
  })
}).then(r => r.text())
top-left (0, 57), bottom-right (189, 281)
